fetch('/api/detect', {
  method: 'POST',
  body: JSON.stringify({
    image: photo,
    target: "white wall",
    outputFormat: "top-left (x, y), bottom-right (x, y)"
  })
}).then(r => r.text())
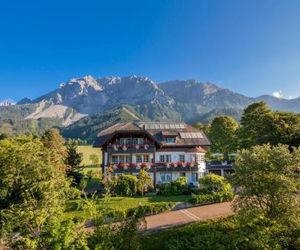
top-left (155, 152), bottom-right (205, 164)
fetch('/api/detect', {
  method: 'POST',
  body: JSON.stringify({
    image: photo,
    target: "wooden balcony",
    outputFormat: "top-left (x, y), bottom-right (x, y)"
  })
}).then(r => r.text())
top-left (106, 162), bottom-right (200, 173)
top-left (107, 144), bottom-right (156, 154)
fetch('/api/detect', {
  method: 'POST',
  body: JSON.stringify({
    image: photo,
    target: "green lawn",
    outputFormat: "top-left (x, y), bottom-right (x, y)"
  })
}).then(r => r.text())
top-left (65, 195), bottom-right (191, 220)
top-left (77, 145), bottom-right (102, 170)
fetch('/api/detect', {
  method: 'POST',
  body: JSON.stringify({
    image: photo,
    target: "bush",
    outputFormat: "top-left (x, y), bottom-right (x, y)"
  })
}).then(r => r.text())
top-left (191, 174), bottom-right (234, 204)
top-left (191, 191), bottom-right (234, 204)
top-left (114, 175), bottom-right (138, 197)
top-left (126, 202), bottom-right (175, 217)
top-left (141, 216), bottom-right (299, 250)
top-left (158, 177), bottom-right (191, 195)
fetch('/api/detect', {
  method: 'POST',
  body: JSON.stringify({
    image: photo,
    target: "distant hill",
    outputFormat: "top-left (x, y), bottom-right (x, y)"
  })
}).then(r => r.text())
top-left (61, 106), bottom-right (143, 143)
top-left (0, 75), bottom-right (299, 140)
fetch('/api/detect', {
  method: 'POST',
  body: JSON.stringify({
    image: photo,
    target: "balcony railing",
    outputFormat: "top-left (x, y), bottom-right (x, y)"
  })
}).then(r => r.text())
top-left (107, 161), bottom-right (198, 172)
top-left (107, 144), bottom-right (155, 152)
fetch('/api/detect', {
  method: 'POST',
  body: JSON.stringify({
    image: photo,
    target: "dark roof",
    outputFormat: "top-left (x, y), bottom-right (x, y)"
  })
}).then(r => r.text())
top-left (93, 122), bottom-right (211, 147)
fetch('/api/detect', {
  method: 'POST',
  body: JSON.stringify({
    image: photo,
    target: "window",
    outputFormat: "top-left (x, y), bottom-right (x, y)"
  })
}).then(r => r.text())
top-left (136, 155), bottom-right (143, 163)
top-left (165, 137), bottom-right (176, 143)
top-left (112, 155), bottom-right (130, 164)
top-left (160, 155), bottom-right (165, 162)
top-left (179, 154), bottom-right (185, 162)
top-left (160, 155), bottom-right (171, 162)
top-left (196, 154), bottom-right (205, 162)
top-left (180, 172), bottom-right (186, 177)
top-left (160, 173), bottom-right (172, 182)
top-left (138, 138), bottom-right (144, 145)
top-left (191, 173), bottom-right (198, 182)
top-left (112, 155), bottom-right (118, 164)
top-left (132, 138), bottom-right (138, 145)
top-left (166, 155), bottom-right (172, 162)
top-left (143, 155), bottom-right (150, 162)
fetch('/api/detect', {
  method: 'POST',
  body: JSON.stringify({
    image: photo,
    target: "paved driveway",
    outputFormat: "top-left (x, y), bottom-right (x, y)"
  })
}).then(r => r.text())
top-left (145, 202), bottom-right (233, 232)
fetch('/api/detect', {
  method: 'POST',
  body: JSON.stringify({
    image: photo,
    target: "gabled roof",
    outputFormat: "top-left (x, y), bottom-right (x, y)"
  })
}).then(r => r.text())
top-left (93, 121), bottom-right (211, 147)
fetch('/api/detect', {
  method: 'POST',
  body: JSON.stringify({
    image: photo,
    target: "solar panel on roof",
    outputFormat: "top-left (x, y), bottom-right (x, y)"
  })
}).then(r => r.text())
top-left (180, 132), bottom-right (204, 139)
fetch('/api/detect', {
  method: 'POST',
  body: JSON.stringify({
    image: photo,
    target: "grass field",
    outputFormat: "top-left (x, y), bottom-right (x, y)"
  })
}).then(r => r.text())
top-left (65, 195), bottom-right (191, 219)
top-left (77, 145), bottom-right (102, 167)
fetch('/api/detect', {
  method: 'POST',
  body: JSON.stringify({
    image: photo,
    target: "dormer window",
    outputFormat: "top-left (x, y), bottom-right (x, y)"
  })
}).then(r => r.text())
top-left (165, 137), bottom-right (176, 143)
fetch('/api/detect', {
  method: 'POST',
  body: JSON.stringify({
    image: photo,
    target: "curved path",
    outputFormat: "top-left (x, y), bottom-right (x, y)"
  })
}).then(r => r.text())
top-left (145, 202), bottom-right (233, 232)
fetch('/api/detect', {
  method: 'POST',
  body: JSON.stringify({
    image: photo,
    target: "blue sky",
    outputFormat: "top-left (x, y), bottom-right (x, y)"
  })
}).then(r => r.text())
top-left (1, 0), bottom-right (300, 101)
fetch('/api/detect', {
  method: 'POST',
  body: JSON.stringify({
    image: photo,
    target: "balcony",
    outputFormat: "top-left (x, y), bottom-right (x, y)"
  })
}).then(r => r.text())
top-left (107, 144), bottom-right (155, 154)
top-left (106, 162), bottom-right (199, 173)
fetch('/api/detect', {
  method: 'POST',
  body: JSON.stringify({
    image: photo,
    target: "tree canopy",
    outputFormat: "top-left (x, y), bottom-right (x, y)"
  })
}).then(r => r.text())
top-left (232, 144), bottom-right (300, 227)
top-left (0, 135), bottom-right (70, 247)
top-left (209, 116), bottom-right (238, 158)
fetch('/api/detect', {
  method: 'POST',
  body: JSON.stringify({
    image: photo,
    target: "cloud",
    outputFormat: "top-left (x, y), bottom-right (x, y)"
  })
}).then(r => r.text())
top-left (272, 90), bottom-right (283, 99)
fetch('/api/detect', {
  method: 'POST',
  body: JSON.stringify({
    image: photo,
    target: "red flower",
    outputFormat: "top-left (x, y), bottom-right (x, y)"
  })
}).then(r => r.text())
top-left (177, 162), bottom-right (184, 167)
top-left (130, 163), bottom-right (137, 168)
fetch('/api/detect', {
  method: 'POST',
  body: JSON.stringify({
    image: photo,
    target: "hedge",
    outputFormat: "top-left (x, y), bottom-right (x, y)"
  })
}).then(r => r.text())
top-left (191, 191), bottom-right (234, 204)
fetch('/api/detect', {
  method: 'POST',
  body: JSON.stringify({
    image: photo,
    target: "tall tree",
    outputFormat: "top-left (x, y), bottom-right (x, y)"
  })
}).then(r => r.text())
top-left (238, 102), bottom-right (273, 148)
top-left (0, 135), bottom-right (70, 248)
top-left (238, 102), bottom-right (300, 149)
top-left (65, 140), bottom-right (83, 183)
top-left (232, 144), bottom-right (300, 227)
top-left (209, 116), bottom-right (238, 159)
top-left (41, 128), bottom-right (67, 172)
top-left (137, 169), bottom-right (153, 196)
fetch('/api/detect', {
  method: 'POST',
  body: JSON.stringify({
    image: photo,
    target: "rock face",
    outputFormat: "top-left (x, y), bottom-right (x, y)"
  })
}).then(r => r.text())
top-left (2, 75), bottom-right (300, 131)
top-left (29, 75), bottom-right (178, 124)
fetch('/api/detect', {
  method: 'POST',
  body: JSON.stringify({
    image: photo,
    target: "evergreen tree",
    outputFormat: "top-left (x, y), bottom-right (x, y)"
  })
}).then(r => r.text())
top-left (41, 128), bottom-right (67, 172)
top-left (65, 140), bottom-right (83, 184)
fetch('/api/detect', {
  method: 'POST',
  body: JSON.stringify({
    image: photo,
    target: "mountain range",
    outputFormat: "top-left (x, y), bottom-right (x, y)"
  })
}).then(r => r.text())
top-left (0, 75), bottom-right (299, 141)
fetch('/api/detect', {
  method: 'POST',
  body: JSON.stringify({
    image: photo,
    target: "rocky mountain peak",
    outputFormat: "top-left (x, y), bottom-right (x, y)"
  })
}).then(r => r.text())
top-left (60, 75), bottom-right (103, 93)
top-left (0, 99), bottom-right (15, 106)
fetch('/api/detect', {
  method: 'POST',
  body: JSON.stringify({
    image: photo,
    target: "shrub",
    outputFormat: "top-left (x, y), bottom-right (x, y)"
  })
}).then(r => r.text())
top-left (126, 202), bottom-right (175, 217)
top-left (191, 174), bottom-right (234, 204)
top-left (141, 216), bottom-right (298, 250)
top-left (114, 175), bottom-right (138, 197)
top-left (191, 191), bottom-right (234, 204)
top-left (158, 177), bottom-right (191, 195)
top-left (199, 174), bottom-right (232, 193)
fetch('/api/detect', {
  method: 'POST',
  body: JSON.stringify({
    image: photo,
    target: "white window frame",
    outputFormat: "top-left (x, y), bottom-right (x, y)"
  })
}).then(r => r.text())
top-left (179, 154), bottom-right (185, 162)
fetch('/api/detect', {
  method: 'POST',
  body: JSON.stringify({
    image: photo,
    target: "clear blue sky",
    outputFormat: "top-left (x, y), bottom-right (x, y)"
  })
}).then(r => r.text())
top-left (1, 0), bottom-right (300, 101)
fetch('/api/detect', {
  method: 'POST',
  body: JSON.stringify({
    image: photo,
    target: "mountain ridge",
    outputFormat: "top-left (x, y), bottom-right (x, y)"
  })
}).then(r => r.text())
top-left (0, 75), bottom-right (299, 138)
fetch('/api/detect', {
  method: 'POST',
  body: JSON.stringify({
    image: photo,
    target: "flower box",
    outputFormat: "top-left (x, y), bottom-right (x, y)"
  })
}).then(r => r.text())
top-left (170, 162), bottom-right (177, 168)
top-left (130, 163), bottom-right (137, 168)
top-left (141, 162), bottom-right (149, 169)
top-left (177, 162), bottom-right (184, 167)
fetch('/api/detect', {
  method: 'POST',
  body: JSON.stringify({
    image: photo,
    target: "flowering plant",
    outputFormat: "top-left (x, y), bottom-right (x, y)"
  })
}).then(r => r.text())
top-left (141, 162), bottom-right (149, 168)
top-left (170, 162), bottom-right (176, 168)
top-left (177, 162), bottom-right (184, 167)
top-left (130, 163), bottom-right (137, 168)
